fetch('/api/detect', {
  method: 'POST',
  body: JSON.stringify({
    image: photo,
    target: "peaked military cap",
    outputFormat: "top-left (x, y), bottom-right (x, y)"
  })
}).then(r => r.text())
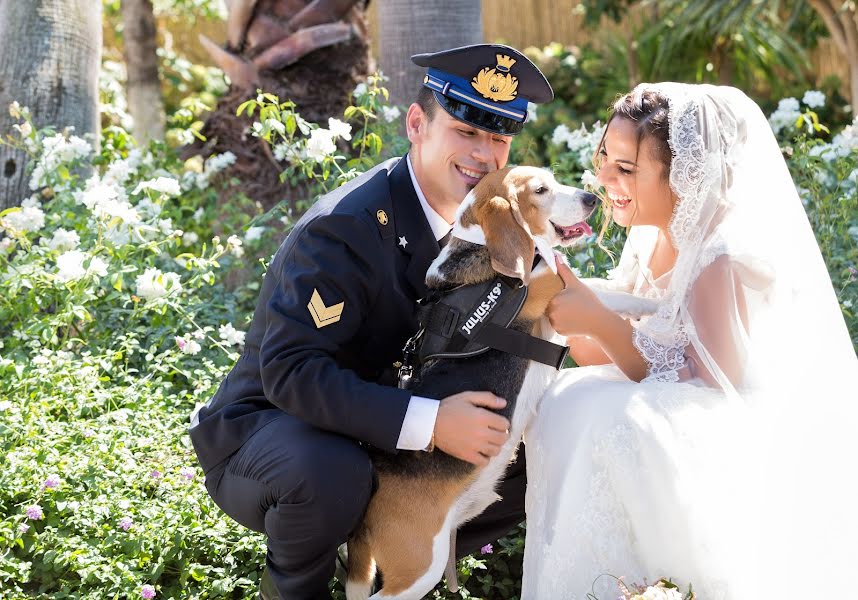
top-left (412, 44), bottom-right (553, 136)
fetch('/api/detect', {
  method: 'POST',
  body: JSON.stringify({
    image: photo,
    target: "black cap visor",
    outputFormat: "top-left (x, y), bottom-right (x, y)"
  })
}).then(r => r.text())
top-left (433, 91), bottom-right (525, 136)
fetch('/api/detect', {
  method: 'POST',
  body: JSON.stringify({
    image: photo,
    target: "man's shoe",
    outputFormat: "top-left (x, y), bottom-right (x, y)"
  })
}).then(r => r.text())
top-left (258, 566), bottom-right (280, 600)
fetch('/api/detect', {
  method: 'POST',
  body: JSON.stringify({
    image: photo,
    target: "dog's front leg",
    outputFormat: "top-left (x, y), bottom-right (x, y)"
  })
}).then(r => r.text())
top-left (589, 287), bottom-right (660, 319)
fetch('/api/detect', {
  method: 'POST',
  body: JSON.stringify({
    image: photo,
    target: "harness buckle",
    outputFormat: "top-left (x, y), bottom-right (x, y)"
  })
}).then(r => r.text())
top-left (398, 327), bottom-right (425, 389)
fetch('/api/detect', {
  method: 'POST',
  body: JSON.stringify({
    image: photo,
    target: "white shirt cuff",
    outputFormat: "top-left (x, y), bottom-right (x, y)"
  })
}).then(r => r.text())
top-left (395, 395), bottom-right (440, 450)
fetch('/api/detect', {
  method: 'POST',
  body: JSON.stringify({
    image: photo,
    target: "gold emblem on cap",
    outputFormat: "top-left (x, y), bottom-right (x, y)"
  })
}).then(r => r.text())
top-left (308, 288), bottom-right (344, 328)
top-left (376, 209), bottom-right (388, 225)
top-left (472, 54), bottom-right (519, 102)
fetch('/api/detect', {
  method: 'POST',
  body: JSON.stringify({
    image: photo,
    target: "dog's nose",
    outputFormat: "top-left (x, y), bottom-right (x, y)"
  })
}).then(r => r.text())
top-left (581, 191), bottom-right (598, 209)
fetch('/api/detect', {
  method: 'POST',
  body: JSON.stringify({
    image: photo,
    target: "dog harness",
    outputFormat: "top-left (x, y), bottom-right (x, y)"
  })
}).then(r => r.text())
top-left (398, 262), bottom-right (569, 388)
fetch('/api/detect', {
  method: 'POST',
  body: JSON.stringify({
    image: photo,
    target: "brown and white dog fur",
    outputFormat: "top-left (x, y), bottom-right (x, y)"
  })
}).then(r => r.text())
top-left (345, 166), bottom-right (599, 600)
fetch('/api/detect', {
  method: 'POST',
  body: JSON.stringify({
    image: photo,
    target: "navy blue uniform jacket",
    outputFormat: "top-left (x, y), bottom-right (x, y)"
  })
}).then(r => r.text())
top-left (190, 157), bottom-right (440, 473)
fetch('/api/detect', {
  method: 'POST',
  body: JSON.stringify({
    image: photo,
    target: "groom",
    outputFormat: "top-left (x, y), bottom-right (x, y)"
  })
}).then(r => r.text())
top-left (189, 44), bottom-right (553, 600)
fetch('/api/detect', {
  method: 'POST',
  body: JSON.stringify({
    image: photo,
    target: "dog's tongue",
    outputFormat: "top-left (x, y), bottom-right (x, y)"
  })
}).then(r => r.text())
top-left (562, 221), bottom-right (593, 238)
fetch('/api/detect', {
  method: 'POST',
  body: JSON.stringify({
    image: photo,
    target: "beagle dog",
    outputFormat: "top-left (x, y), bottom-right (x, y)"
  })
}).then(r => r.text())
top-left (345, 166), bottom-right (598, 600)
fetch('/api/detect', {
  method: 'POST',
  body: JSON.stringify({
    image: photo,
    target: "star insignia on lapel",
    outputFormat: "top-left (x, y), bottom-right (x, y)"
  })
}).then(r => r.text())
top-left (398, 236), bottom-right (408, 249)
top-left (307, 288), bottom-right (344, 328)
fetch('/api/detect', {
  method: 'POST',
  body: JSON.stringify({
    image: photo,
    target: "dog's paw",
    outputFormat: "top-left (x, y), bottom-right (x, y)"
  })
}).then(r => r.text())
top-left (595, 290), bottom-right (659, 319)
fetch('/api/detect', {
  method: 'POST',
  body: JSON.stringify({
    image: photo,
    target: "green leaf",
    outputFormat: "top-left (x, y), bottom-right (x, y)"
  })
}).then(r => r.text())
top-left (236, 100), bottom-right (256, 117)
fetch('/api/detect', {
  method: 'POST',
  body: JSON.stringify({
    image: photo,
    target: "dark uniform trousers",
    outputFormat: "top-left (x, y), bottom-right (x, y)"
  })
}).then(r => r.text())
top-left (204, 412), bottom-right (526, 600)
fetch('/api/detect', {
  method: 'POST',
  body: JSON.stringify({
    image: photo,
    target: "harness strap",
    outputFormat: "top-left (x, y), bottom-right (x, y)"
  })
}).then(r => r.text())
top-left (474, 323), bottom-right (569, 369)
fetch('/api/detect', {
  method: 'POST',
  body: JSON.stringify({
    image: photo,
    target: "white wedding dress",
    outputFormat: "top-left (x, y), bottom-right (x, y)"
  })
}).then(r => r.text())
top-left (521, 84), bottom-right (858, 600)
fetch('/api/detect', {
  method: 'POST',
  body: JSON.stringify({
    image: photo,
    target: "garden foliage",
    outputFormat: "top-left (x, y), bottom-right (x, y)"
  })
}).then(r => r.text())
top-left (0, 71), bottom-right (855, 600)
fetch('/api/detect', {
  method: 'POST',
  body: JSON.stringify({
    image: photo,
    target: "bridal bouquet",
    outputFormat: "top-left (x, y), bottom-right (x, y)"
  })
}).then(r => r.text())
top-left (619, 578), bottom-right (695, 600)
top-left (588, 575), bottom-right (695, 600)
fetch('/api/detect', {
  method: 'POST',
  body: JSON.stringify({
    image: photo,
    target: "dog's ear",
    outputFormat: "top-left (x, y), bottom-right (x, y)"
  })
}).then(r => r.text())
top-left (479, 195), bottom-right (535, 283)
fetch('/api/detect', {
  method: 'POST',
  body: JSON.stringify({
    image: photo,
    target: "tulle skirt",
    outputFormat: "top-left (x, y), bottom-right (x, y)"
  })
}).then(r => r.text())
top-left (521, 364), bottom-right (858, 599)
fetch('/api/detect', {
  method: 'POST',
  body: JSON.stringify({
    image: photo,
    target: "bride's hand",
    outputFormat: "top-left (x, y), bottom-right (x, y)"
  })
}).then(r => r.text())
top-left (547, 255), bottom-right (610, 337)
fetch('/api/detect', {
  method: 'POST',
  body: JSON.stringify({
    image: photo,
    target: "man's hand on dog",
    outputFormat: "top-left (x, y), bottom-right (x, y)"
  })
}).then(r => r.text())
top-left (434, 392), bottom-right (509, 466)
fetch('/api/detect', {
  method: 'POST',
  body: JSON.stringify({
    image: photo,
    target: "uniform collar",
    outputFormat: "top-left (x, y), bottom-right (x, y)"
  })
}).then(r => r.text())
top-left (406, 155), bottom-right (453, 242)
top-left (388, 155), bottom-right (441, 298)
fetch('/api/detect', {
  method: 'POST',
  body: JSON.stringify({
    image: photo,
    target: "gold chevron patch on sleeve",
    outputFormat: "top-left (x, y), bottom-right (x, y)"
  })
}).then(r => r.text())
top-left (308, 288), bottom-right (344, 328)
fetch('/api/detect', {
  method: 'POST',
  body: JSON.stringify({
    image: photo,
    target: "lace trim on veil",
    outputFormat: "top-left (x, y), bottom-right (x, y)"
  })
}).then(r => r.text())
top-left (627, 84), bottom-right (739, 381)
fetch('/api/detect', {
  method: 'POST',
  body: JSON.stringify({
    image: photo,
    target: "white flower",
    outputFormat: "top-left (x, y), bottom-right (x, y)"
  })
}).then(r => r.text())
top-left (306, 128), bottom-right (336, 162)
top-left (55, 251), bottom-right (105, 282)
top-left (56, 250), bottom-right (87, 282)
top-left (219, 323), bottom-right (246, 346)
top-left (182, 231), bottom-right (199, 246)
top-left (135, 268), bottom-right (183, 300)
top-left (28, 133), bottom-right (92, 190)
top-left (104, 158), bottom-right (134, 185)
top-left (193, 207), bottom-right (205, 223)
top-left (381, 106), bottom-right (401, 123)
top-left (21, 195), bottom-right (41, 209)
top-left (353, 82), bottom-right (368, 97)
top-left (158, 218), bottom-right (174, 235)
top-left (46, 228), bottom-right (80, 252)
top-left (769, 107), bottom-right (801, 135)
top-left (226, 234), bottom-right (244, 257)
top-left (14, 122), bottom-right (32, 137)
top-left (847, 225), bottom-right (858, 239)
top-left (134, 197), bottom-right (161, 220)
top-left (802, 90), bottom-right (825, 109)
top-left (205, 151), bottom-right (236, 174)
top-left (1, 205), bottom-right (45, 233)
top-left (274, 144), bottom-right (307, 163)
top-left (328, 118), bottom-right (352, 141)
top-left (580, 169), bottom-right (598, 189)
top-left (88, 256), bottom-right (108, 279)
top-left (245, 226), bottom-right (265, 242)
top-left (133, 177), bottom-right (181, 197)
top-left (552, 124), bottom-right (572, 147)
top-left (639, 586), bottom-right (683, 600)
top-left (9, 101), bottom-right (21, 118)
top-left (175, 335), bottom-right (202, 355)
top-left (777, 97), bottom-right (800, 112)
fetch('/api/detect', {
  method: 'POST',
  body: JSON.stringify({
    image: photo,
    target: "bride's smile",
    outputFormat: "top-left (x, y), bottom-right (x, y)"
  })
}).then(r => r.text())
top-left (595, 116), bottom-right (675, 230)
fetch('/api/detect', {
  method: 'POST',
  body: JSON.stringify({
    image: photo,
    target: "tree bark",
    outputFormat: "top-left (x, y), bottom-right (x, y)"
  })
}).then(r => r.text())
top-left (377, 0), bottom-right (483, 109)
top-left (0, 0), bottom-right (101, 210)
top-left (121, 0), bottom-right (165, 143)
top-left (807, 0), bottom-right (858, 116)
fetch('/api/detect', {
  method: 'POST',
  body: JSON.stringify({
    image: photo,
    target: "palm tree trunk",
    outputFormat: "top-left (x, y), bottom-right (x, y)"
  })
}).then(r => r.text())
top-left (377, 0), bottom-right (483, 108)
top-left (121, 0), bottom-right (165, 143)
top-left (808, 0), bottom-right (858, 117)
top-left (0, 0), bottom-right (102, 210)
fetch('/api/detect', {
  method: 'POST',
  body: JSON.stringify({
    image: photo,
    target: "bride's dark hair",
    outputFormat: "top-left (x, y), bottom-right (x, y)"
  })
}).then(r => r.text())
top-left (592, 89), bottom-right (672, 246)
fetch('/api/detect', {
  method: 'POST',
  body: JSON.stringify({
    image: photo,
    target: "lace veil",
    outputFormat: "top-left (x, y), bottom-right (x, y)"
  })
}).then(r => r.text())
top-left (606, 83), bottom-right (856, 396)
top-left (606, 83), bottom-right (858, 591)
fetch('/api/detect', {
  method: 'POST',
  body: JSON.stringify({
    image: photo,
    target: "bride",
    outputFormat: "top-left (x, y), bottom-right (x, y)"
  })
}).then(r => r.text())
top-left (522, 83), bottom-right (858, 599)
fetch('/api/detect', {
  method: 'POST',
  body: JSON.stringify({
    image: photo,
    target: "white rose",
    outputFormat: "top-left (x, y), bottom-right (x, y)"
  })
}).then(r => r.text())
top-left (381, 106), bottom-right (401, 123)
top-left (55, 250), bottom-right (87, 282)
top-left (219, 323), bottom-right (246, 346)
top-left (328, 118), bottom-right (352, 141)
top-left (245, 226), bottom-right (265, 242)
top-left (306, 128), bottom-right (336, 162)
top-left (132, 177), bottom-right (181, 197)
top-left (135, 267), bottom-right (183, 300)
top-left (1, 205), bottom-right (45, 233)
top-left (46, 228), bottom-right (81, 252)
top-left (802, 90), bottom-right (825, 109)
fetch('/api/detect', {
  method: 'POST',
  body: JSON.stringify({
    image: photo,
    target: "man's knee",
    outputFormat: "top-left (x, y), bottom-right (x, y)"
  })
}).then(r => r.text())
top-left (272, 432), bottom-right (374, 534)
